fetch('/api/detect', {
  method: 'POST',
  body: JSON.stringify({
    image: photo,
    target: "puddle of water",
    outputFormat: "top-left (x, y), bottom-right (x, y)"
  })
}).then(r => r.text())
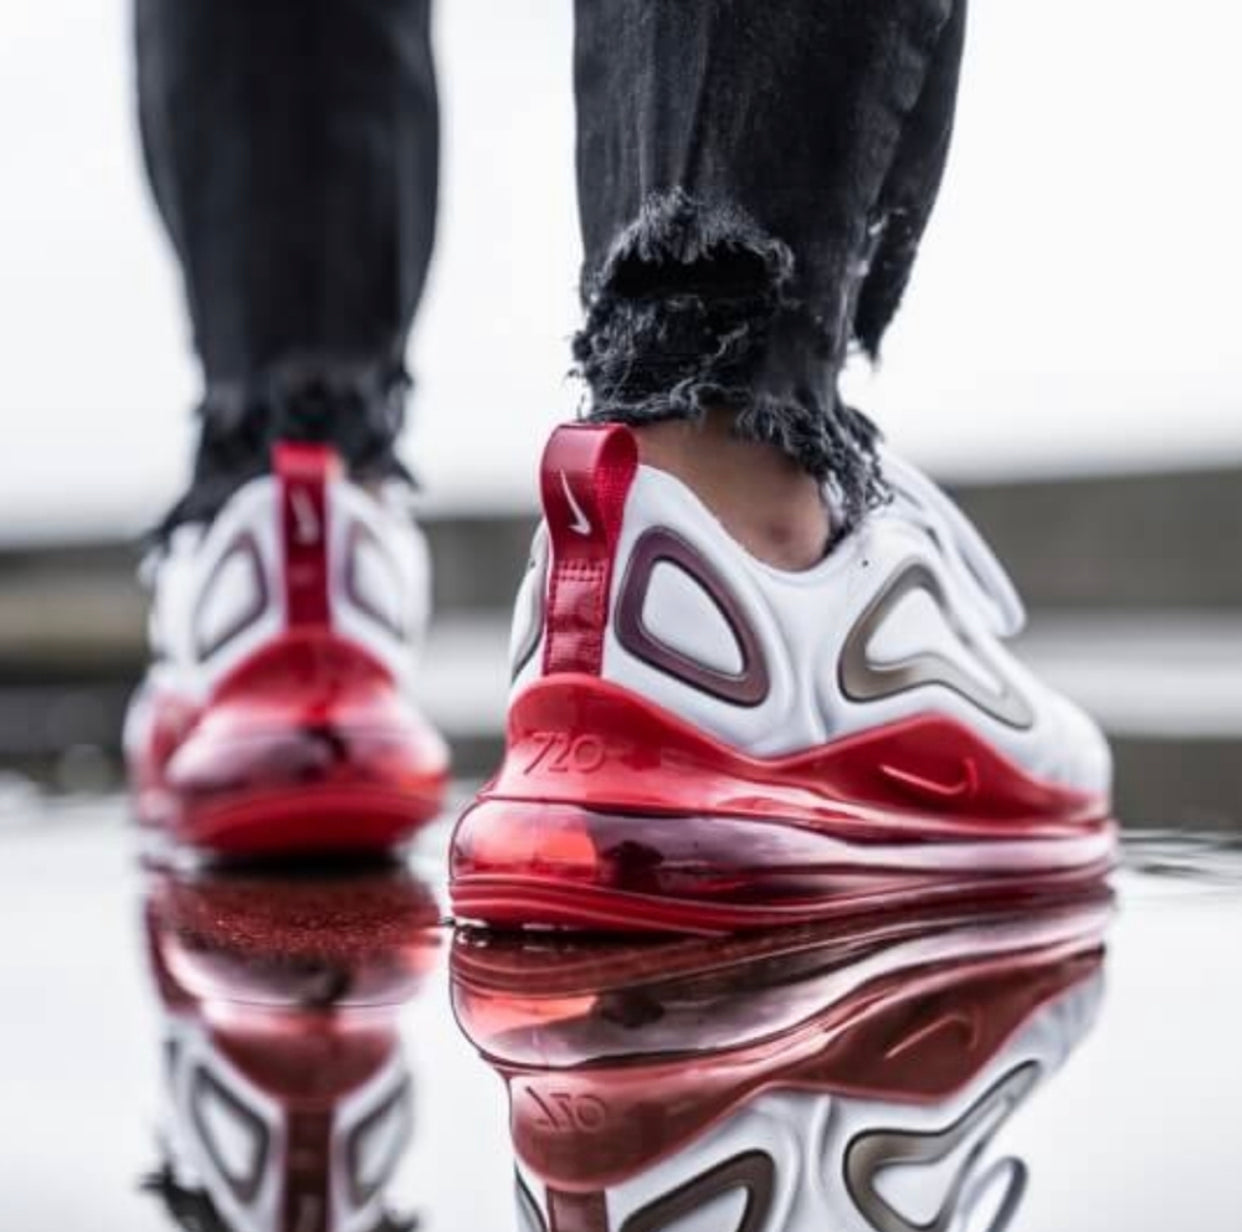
top-left (1, 809), bottom-right (1239, 1230)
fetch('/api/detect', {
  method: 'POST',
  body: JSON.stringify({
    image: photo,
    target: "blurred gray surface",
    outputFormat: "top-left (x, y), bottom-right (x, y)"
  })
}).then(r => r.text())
top-left (954, 468), bottom-right (1242, 609)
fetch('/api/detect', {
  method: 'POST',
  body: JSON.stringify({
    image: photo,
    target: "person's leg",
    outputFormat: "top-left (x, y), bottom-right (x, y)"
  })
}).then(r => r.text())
top-left (134, 0), bottom-right (439, 531)
top-left (451, 0), bottom-right (1113, 932)
top-left (127, 0), bottom-right (449, 854)
top-left (572, 0), bottom-right (966, 567)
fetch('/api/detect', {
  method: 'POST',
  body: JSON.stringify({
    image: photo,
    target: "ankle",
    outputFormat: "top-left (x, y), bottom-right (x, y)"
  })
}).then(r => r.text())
top-left (632, 411), bottom-right (830, 571)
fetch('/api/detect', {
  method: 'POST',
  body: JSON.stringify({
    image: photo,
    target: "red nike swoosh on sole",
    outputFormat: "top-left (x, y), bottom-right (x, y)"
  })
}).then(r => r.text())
top-left (877, 757), bottom-right (980, 801)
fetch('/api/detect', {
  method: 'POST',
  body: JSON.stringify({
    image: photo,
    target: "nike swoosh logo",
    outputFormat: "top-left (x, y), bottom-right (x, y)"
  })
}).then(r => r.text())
top-left (878, 757), bottom-right (979, 801)
top-left (885, 1009), bottom-right (980, 1061)
top-left (290, 487), bottom-right (321, 547)
top-left (559, 470), bottom-right (592, 537)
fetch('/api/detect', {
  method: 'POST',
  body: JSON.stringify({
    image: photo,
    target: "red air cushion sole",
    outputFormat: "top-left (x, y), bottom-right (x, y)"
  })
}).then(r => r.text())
top-left (132, 632), bottom-right (449, 854)
top-left (450, 676), bottom-right (1116, 932)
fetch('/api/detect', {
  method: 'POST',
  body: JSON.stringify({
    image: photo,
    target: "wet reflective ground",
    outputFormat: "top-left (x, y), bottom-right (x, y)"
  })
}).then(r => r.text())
top-left (3, 803), bottom-right (1240, 1231)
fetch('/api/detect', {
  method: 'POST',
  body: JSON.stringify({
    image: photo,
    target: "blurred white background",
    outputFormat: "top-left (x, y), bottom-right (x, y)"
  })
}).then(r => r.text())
top-left (0, 0), bottom-right (1239, 540)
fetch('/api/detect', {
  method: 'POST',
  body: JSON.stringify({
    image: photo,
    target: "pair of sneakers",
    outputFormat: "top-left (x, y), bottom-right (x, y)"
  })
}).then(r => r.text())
top-left (126, 424), bottom-right (1115, 931)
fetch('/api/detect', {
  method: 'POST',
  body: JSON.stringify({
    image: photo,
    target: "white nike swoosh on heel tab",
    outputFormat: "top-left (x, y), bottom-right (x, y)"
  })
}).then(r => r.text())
top-left (290, 487), bottom-right (321, 546)
top-left (559, 470), bottom-right (593, 537)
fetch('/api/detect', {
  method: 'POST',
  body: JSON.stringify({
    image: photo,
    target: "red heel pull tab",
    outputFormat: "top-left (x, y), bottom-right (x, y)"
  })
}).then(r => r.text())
top-left (273, 442), bottom-right (342, 628)
top-left (540, 424), bottom-right (639, 676)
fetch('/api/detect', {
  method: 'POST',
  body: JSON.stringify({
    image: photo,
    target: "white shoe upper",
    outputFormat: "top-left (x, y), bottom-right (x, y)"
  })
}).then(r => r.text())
top-left (132, 463), bottom-right (431, 717)
top-left (510, 445), bottom-right (1111, 797)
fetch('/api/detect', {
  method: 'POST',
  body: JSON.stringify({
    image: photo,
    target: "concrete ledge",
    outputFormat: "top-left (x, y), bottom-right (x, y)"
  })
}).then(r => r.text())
top-left (0, 465), bottom-right (1238, 668)
top-left (954, 466), bottom-right (1242, 610)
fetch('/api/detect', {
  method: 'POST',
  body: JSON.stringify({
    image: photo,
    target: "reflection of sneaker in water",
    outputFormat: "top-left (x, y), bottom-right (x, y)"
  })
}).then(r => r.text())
top-left (452, 423), bottom-right (1116, 932)
top-left (126, 443), bottom-right (449, 855)
top-left (453, 892), bottom-right (1111, 1232)
top-left (142, 866), bottom-right (440, 1232)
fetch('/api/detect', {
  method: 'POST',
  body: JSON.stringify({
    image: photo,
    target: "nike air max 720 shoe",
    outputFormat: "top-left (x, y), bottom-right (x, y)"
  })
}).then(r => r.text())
top-left (127, 443), bottom-right (449, 854)
top-left (451, 424), bottom-right (1116, 931)
top-left (453, 893), bottom-right (1110, 1231)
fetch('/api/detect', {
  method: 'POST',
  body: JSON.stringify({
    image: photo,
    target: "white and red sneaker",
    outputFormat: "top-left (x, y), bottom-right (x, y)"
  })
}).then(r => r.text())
top-left (127, 443), bottom-right (449, 855)
top-left (451, 423), bottom-right (1116, 931)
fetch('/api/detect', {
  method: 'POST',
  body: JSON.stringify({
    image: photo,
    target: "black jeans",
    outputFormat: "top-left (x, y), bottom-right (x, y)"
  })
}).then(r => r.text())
top-left (136, 0), bottom-right (966, 531)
